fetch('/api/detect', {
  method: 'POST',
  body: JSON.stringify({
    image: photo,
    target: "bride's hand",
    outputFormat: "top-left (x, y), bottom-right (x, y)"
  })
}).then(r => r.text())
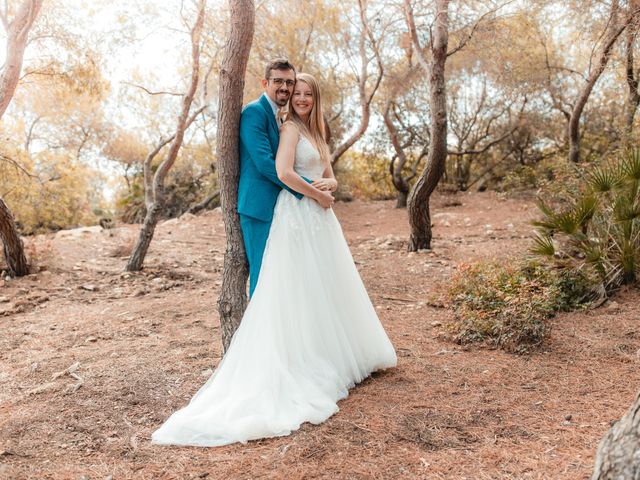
top-left (311, 178), bottom-right (338, 192)
top-left (314, 190), bottom-right (335, 209)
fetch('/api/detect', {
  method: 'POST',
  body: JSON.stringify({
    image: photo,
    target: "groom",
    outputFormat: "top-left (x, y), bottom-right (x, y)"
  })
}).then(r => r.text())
top-left (238, 59), bottom-right (302, 297)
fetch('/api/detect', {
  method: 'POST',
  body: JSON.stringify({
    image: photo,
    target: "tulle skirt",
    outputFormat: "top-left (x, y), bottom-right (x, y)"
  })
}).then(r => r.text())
top-left (151, 191), bottom-right (397, 447)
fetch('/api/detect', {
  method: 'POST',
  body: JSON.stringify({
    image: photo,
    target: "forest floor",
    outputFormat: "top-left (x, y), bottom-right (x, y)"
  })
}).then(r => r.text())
top-left (1, 191), bottom-right (639, 480)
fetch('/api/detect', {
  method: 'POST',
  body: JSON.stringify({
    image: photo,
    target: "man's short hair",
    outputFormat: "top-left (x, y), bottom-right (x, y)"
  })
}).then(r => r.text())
top-left (265, 59), bottom-right (295, 80)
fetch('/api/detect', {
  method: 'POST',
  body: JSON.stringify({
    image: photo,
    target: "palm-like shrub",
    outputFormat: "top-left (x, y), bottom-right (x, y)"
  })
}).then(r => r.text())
top-left (532, 149), bottom-right (640, 293)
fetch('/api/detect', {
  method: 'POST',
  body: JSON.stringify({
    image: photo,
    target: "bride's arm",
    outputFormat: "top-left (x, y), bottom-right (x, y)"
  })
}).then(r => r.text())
top-left (311, 161), bottom-right (338, 192)
top-left (276, 123), bottom-right (335, 209)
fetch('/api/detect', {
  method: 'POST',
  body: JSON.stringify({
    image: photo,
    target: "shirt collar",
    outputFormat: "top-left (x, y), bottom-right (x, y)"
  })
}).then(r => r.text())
top-left (263, 93), bottom-right (279, 117)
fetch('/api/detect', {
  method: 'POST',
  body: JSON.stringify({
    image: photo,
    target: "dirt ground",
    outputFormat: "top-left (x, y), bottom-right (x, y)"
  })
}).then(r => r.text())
top-left (1, 191), bottom-right (639, 480)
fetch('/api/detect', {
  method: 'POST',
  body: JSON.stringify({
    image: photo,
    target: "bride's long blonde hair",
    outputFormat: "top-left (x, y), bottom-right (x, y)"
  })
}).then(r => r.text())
top-left (285, 73), bottom-right (331, 163)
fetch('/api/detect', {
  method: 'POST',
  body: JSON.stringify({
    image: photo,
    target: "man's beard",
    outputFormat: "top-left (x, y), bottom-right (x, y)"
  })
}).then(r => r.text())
top-left (276, 91), bottom-right (290, 106)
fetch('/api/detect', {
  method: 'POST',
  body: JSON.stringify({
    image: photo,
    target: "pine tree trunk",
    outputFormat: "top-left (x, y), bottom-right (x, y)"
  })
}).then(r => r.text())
top-left (0, 0), bottom-right (44, 119)
top-left (124, 0), bottom-right (205, 272)
top-left (396, 190), bottom-right (408, 209)
top-left (383, 101), bottom-right (413, 210)
top-left (0, 2), bottom-right (42, 278)
top-left (0, 197), bottom-right (28, 276)
top-left (625, 21), bottom-right (640, 139)
top-left (125, 202), bottom-right (163, 272)
top-left (591, 389), bottom-right (640, 479)
top-left (407, 0), bottom-right (449, 251)
top-left (216, 0), bottom-right (255, 353)
top-left (568, 0), bottom-right (627, 163)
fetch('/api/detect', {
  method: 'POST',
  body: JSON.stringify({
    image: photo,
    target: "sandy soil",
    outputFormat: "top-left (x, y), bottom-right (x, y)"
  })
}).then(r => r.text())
top-left (1, 191), bottom-right (638, 480)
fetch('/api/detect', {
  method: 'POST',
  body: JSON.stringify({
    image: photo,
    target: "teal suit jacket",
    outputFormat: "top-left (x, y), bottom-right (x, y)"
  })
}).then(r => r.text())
top-left (238, 94), bottom-right (301, 222)
top-left (238, 94), bottom-right (306, 295)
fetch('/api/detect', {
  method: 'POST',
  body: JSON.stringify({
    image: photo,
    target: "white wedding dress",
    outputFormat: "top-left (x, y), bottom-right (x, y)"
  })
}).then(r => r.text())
top-left (151, 135), bottom-right (397, 447)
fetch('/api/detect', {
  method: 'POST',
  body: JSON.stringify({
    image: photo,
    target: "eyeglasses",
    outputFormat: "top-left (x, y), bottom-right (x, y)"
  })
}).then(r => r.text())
top-left (269, 78), bottom-right (295, 88)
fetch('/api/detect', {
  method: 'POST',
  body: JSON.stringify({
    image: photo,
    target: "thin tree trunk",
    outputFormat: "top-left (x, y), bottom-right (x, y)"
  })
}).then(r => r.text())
top-left (216, 0), bottom-right (254, 353)
top-left (0, 197), bottom-right (28, 276)
top-left (383, 99), bottom-right (413, 209)
top-left (125, 202), bottom-right (163, 271)
top-left (0, 1), bottom-right (43, 276)
top-left (568, 0), bottom-right (627, 162)
top-left (406, 0), bottom-right (449, 251)
top-left (591, 389), bottom-right (640, 479)
top-left (625, 14), bottom-right (640, 138)
top-left (125, 0), bottom-right (206, 272)
top-left (330, 0), bottom-right (382, 165)
top-left (0, 0), bottom-right (44, 119)
top-left (396, 190), bottom-right (408, 208)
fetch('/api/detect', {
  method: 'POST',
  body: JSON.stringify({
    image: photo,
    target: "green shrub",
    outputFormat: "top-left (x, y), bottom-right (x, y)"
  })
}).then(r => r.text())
top-left (337, 150), bottom-right (398, 201)
top-left (115, 163), bottom-right (218, 224)
top-left (0, 149), bottom-right (98, 234)
top-left (532, 148), bottom-right (640, 293)
top-left (499, 162), bottom-right (555, 192)
top-left (445, 260), bottom-right (592, 353)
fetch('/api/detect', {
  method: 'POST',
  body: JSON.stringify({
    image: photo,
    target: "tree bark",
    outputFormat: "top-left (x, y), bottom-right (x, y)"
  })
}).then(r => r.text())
top-left (216, 0), bottom-right (254, 353)
top-left (383, 95), bottom-right (422, 209)
top-left (384, 114), bottom-right (411, 208)
top-left (591, 389), bottom-right (640, 479)
top-left (396, 190), bottom-right (408, 209)
top-left (0, 0), bottom-right (44, 119)
top-left (625, 8), bottom-right (640, 138)
top-left (0, 1), bottom-right (43, 276)
top-left (125, 203), bottom-right (163, 272)
top-left (406, 0), bottom-right (449, 251)
top-left (568, 0), bottom-right (628, 162)
top-left (125, 0), bottom-right (206, 272)
top-left (0, 198), bottom-right (29, 276)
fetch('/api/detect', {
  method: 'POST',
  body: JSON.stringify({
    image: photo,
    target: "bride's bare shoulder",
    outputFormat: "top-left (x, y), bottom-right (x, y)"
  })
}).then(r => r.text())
top-left (279, 122), bottom-right (300, 147)
top-left (279, 120), bottom-right (299, 134)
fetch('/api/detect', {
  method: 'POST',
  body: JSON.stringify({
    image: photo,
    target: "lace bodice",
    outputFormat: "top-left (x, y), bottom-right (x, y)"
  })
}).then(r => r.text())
top-left (294, 135), bottom-right (324, 179)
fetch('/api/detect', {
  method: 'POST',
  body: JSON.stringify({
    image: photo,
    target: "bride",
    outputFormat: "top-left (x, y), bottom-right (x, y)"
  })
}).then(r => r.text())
top-left (151, 73), bottom-right (397, 447)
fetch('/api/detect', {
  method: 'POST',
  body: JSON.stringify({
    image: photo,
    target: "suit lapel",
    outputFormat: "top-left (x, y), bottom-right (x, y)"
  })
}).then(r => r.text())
top-left (259, 95), bottom-right (279, 138)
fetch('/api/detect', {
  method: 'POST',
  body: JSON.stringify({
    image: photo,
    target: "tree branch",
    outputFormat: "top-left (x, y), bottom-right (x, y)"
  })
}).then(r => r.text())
top-left (539, 32), bottom-right (572, 121)
top-left (122, 81), bottom-right (183, 97)
top-left (406, 146), bottom-right (428, 182)
top-left (298, 10), bottom-right (316, 72)
top-left (448, 126), bottom-right (517, 156)
top-left (545, 64), bottom-right (588, 82)
top-left (152, 0), bottom-right (206, 192)
top-left (587, 0), bottom-right (619, 76)
top-left (0, 154), bottom-right (36, 179)
top-left (330, 0), bottom-right (383, 164)
top-left (142, 105), bottom-right (206, 209)
top-left (0, 0), bottom-right (44, 120)
top-left (0, 1), bottom-right (8, 31)
top-left (404, 0), bottom-right (430, 72)
top-left (446, 1), bottom-right (517, 57)
top-left (187, 190), bottom-right (220, 214)
top-left (24, 114), bottom-right (41, 151)
top-left (568, 0), bottom-right (632, 162)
